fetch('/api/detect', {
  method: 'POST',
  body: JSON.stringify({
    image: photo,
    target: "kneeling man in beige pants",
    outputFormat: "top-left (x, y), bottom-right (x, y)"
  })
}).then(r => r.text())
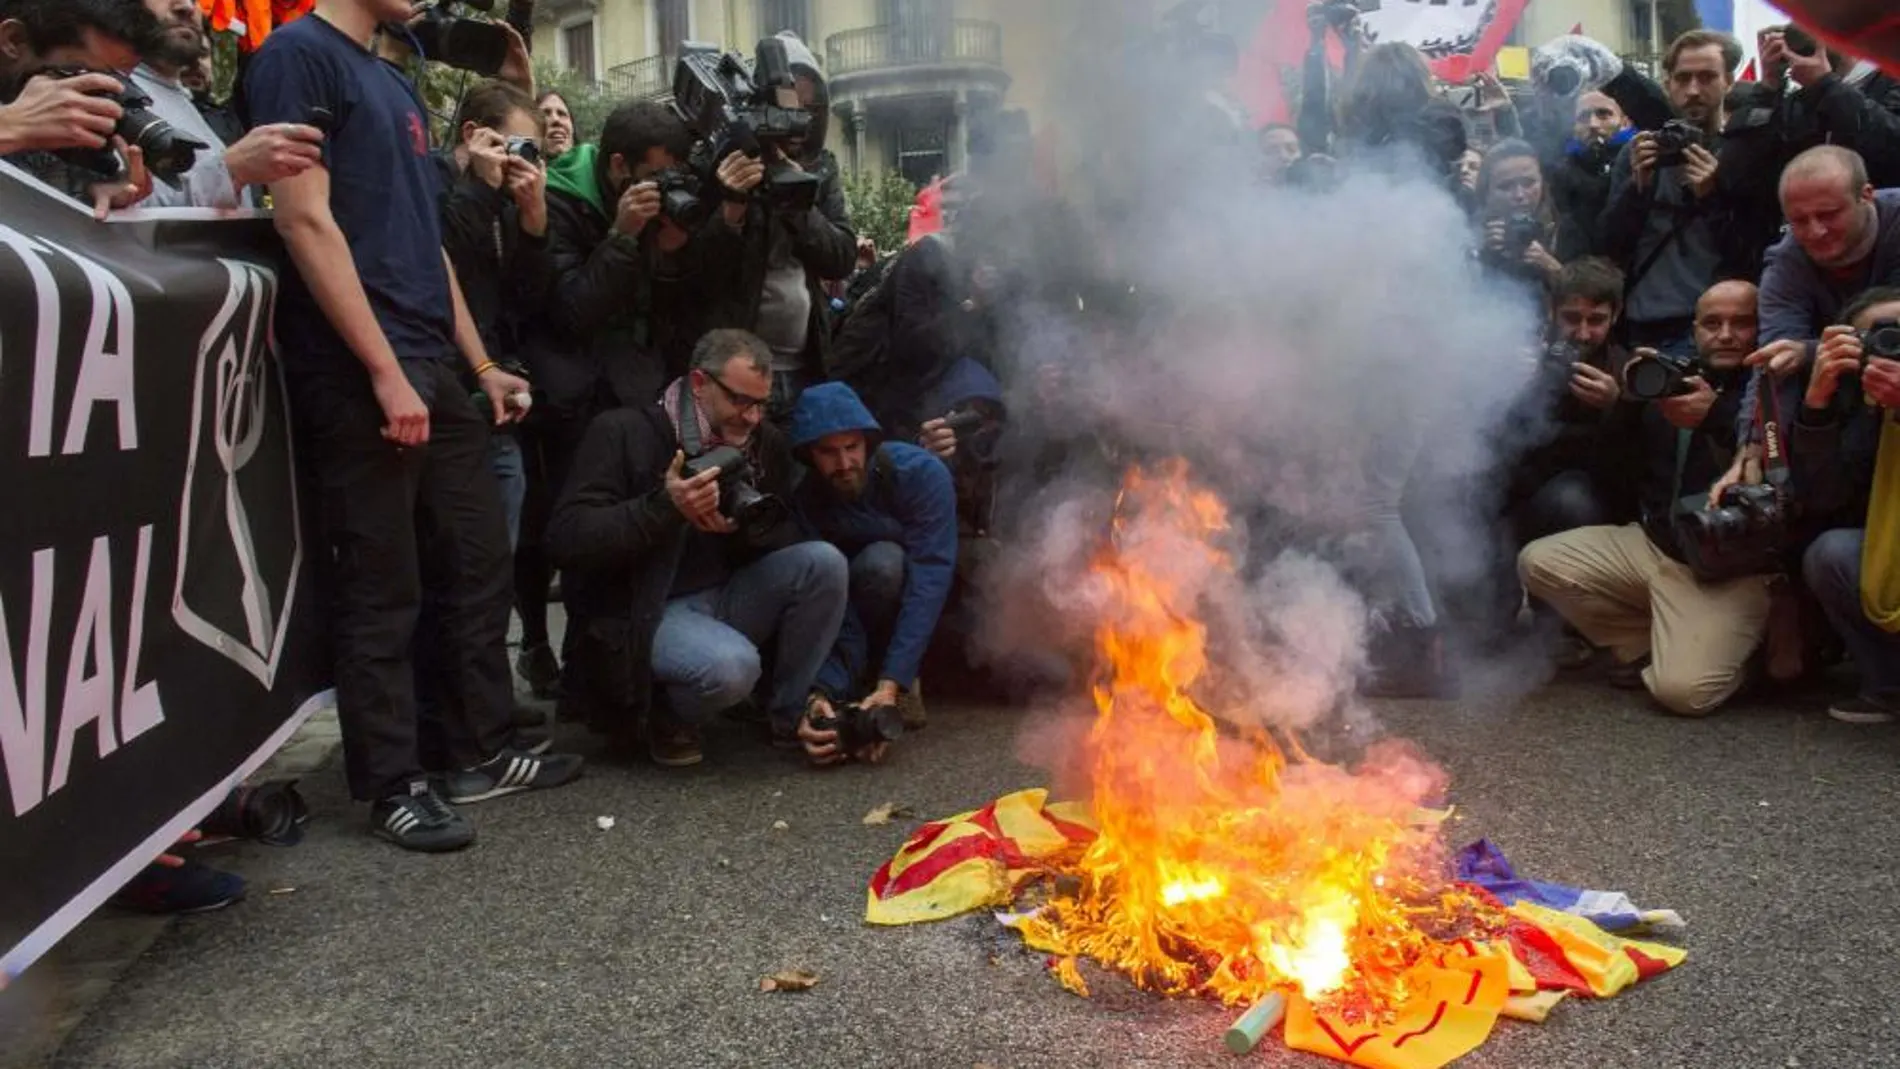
top-left (1521, 281), bottom-right (1774, 716)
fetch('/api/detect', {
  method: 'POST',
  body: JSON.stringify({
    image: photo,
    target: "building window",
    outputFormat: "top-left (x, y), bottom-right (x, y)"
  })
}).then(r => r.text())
top-left (657, 0), bottom-right (691, 56)
top-left (758, 0), bottom-right (810, 40)
top-left (881, 0), bottom-right (949, 64)
top-left (896, 122), bottom-right (947, 187)
top-left (561, 19), bottom-right (596, 83)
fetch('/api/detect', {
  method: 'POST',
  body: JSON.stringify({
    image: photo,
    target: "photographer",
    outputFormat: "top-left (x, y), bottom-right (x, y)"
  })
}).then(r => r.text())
top-left (1520, 280), bottom-right (1773, 717)
top-left (693, 32), bottom-right (857, 422)
top-left (1794, 288), bottom-right (1900, 723)
top-left (131, 0), bottom-right (324, 208)
top-left (0, 0), bottom-right (160, 217)
top-left (545, 330), bottom-right (849, 768)
top-left (1729, 147), bottom-right (1900, 483)
top-left (243, 0), bottom-right (584, 852)
top-left (1475, 139), bottom-right (1583, 291)
top-left (512, 100), bottom-right (697, 695)
top-left (790, 383), bottom-right (956, 738)
top-left (431, 79), bottom-right (552, 546)
top-left (1757, 27), bottom-right (1900, 186)
top-left (1598, 31), bottom-right (1745, 353)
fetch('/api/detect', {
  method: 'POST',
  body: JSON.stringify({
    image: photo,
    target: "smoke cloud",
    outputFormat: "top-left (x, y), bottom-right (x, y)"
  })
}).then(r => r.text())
top-left (963, 0), bottom-right (1554, 745)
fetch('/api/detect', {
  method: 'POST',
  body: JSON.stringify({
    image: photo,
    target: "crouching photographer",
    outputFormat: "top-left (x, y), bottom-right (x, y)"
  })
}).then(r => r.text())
top-left (545, 330), bottom-right (848, 767)
top-left (791, 384), bottom-right (958, 758)
top-left (0, 0), bottom-right (165, 217)
top-left (1795, 288), bottom-right (1900, 722)
top-left (1521, 280), bottom-right (1777, 716)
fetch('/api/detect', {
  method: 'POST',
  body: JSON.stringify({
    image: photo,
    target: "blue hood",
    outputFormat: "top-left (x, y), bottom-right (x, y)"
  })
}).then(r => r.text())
top-left (790, 382), bottom-right (883, 452)
top-left (1566, 126), bottom-right (1635, 159)
top-left (925, 357), bottom-right (1006, 417)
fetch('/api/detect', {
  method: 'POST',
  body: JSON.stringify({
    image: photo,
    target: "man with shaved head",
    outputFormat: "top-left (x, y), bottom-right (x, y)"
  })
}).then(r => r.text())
top-left (1733, 145), bottom-right (1900, 454)
top-left (1522, 280), bottom-right (1774, 718)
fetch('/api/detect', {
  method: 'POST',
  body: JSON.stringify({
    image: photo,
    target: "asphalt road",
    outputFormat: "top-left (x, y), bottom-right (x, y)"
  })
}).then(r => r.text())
top-left (37, 675), bottom-right (1900, 1069)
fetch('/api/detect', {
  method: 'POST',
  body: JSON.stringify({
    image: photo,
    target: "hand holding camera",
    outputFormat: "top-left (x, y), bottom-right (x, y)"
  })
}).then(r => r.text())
top-left (1569, 360), bottom-right (1621, 410)
top-left (1807, 325), bottom-right (1865, 409)
top-left (1659, 374), bottom-right (1717, 429)
top-left (614, 179), bottom-right (663, 237)
top-left (665, 450), bottom-right (735, 534)
top-left (1679, 142), bottom-right (1720, 200)
top-left (0, 71), bottom-right (122, 154)
top-left (1630, 132), bottom-right (1662, 193)
top-left (465, 126), bottom-right (510, 188)
top-left (799, 692), bottom-right (900, 766)
top-left (919, 418), bottom-right (960, 461)
top-left (504, 153), bottom-right (548, 236)
top-left (715, 150), bottom-right (766, 198)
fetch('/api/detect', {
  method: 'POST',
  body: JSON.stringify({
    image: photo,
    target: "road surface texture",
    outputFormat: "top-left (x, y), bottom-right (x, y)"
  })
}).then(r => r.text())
top-left (18, 675), bottom-right (1900, 1069)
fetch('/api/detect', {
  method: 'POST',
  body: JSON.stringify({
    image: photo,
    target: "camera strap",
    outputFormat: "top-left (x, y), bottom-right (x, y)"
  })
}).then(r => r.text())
top-left (675, 377), bottom-right (705, 456)
top-left (1757, 375), bottom-right (1792, 494)
top-left (1625, 206), bottom-right (1697, 297)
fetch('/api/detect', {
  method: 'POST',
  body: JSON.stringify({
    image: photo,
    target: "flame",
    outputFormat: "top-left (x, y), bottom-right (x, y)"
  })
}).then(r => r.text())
top-left (1019, 461), bottom-right (1503, 1014)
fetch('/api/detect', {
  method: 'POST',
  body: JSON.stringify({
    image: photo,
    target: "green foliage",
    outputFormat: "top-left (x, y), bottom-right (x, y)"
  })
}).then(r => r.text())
top-left (843, 169), bottom-right (920, 256)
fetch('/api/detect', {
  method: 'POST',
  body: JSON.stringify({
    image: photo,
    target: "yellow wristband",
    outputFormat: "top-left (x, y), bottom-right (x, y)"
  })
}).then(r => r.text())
top-left (472, 360), bottom-right (500, 377)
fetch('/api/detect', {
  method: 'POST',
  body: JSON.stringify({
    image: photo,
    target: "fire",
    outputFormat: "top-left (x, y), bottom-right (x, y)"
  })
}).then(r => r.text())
top-left (1015, 461), bottom-right (1503, 1015)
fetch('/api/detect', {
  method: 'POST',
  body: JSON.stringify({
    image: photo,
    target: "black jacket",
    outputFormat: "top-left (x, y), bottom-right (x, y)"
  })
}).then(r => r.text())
top-left (1509, 344), bottom-right (1637, 512)
top-left (1603, 368), bottom-right (1747, 561)
top-left (693, 148), bottom-right (857, 381)
top-left (432, 153), bottom-right (555, 376)
top-left (543, 402), bottom-right (806, 732)
top-left (1793, 390), bottom-right (1886, 529)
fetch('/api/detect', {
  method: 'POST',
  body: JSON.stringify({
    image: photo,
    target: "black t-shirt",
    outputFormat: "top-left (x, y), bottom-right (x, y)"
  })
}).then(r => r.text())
top-left (242, 15), bottom-right (456, 373)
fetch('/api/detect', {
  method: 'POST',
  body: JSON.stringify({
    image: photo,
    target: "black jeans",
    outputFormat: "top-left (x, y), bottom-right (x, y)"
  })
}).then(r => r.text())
top-left (294, 359), bottom-right (516, 801)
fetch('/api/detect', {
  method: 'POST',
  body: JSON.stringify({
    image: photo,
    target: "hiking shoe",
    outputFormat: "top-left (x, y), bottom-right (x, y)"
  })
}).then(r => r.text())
top-left (372, 781), bottom-right (474, 853)
top-left (445, 749), bottom-right (583, 803)
top-left (515, 644), bottom-right (561, 700)
top-left (1829, 697), bottom-right (1898, 725)
top-left (648, 720), bottom-right (705, 767)
top-left (898, 680), bottom-right (928, 730)
top-left (111, 859), bottom-right (247, 914)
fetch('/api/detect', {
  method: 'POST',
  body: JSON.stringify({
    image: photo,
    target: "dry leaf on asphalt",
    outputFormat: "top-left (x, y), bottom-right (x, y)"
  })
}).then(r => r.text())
top-left (862, 802), bottom-right (916, 826)
top-left (772, 820), bottom-right (790, 831)
top-left (760, 969), bottom-right (821, 993)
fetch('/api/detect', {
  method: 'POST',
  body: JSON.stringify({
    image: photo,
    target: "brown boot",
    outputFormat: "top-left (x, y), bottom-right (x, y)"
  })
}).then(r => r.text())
top-left (648, 720), bottom-right (704, 768)
top-left (897, 680), bottom-right (928, 730)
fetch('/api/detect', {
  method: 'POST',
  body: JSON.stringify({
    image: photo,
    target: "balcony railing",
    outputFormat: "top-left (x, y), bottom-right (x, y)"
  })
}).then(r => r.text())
top-left (606, 53), bottom-right (675, 102)
top-left (824, 19), bottom-right (1003, 79)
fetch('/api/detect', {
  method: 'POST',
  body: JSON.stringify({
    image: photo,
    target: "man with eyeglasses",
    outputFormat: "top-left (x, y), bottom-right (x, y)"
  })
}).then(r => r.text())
top-left (547, 329), bottom-right (849, 768)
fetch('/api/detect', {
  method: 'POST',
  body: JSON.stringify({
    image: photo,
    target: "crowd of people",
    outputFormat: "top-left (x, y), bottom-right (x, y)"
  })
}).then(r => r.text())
top-left (0, 0), bottom-right (1894, 889)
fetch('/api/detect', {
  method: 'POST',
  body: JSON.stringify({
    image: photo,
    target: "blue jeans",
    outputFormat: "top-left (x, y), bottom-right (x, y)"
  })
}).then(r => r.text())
top-left (650, 542), bottom-right (849, 728)
top-left (1804, 529), bottom-right (1900, 704)
top-left (488, 433), bottom-right (526, 552)
top-left (822, 542), bottom-right (908, 693)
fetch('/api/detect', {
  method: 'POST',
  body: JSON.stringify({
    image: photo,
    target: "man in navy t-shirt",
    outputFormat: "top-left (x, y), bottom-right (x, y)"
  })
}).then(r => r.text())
top-left (243, 0), bottom-right (581, 853)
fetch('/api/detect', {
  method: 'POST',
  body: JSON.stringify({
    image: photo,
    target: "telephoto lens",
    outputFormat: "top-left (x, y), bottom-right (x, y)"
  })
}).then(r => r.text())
top-left (200, 781), bottom-right (310, 846)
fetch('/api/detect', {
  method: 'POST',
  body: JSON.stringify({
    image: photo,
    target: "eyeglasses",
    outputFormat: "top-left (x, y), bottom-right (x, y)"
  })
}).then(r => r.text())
top-left (704, 372), bottom-right (769, 414)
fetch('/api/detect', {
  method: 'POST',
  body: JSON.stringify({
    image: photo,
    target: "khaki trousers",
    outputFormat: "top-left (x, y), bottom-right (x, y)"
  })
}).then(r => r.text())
top-left (1519, 524), bottom-right (1773, 717)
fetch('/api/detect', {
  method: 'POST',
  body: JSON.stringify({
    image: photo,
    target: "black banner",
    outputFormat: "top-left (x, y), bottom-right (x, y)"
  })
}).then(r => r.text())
top-left (0, 165), bottom-right (331, 979)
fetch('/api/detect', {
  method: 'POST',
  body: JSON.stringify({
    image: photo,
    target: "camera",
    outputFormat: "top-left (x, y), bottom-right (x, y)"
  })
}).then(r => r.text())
top-left (408, 0), bottom-right (511, 76)
top-left (681, 445), bottom-right (790, 541)
top-left (1860, 318), bottom-right (1900, 365)
top-left (1623, 347), bottom-right (1701, 401)
top-left (200, 781), bottom-right (309, 846)
top-left (811, 700), bottom-right (904, 753)
top-left (1500, 212), bottom-right (1541, 260)
top-left (40, 66), bottom-right (207, 182)
top-left (1675, 482), bottom-right (1790, 582)
top-left (655, 164), bottom-right (711, 229)
top-left (1652, 118), bottom-right (1703, 167)
top-left (504, 135), bottom-right (541, 165)
top-left (671, 37), bottom-right (820, 215)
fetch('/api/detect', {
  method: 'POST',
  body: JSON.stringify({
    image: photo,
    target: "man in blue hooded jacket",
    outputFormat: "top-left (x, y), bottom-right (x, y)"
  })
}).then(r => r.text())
top-left (791, 383), bottom-right (957, 731)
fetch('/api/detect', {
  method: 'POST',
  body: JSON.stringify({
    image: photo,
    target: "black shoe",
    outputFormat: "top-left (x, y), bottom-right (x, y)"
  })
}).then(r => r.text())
top-left (511, 703), bottom-right (549, 729)
top-left (372, 781), bottom-right (474, 853)
top-left (515, 643), bottom-right (561, 700)
top-left (1606, 655), bottom-right (1650, 690)
top-left (509, 727), bottom-right (553, 755)
top-left (444, 748), bottom-right (583, 804)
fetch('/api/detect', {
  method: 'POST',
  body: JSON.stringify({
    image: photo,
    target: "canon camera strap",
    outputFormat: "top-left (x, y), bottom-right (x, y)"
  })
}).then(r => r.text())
top-left (1757, 375), bottom-right (1792, 497)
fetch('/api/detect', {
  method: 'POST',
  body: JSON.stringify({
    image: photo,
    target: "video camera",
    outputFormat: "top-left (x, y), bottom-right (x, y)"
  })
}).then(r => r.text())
top-left (1652, 118), bottom-right (1704, 167)
top-left (670, 37), bottom-right (820, 216)
top-left (406, 0), bottom-right (513, 76)
top-left (1623, 347), bottom-right (1702, 401)
top-left (681, 445), bottom-right (790, 542)
top-left (811, 700), bottom-right (904, 753)
top-left (39, 67), bottom-right (206, 183)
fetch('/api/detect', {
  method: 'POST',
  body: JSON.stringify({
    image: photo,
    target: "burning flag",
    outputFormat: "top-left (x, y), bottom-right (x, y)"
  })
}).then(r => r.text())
top-left (866, 462), bottom-right (1684, 1068)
